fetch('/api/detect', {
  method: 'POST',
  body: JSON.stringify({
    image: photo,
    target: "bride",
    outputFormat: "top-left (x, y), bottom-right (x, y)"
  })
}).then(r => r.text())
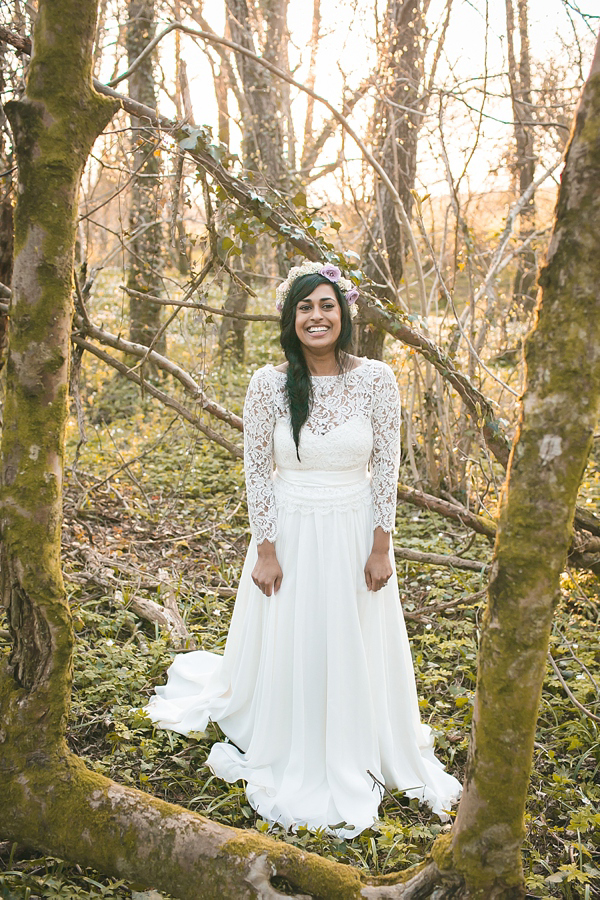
top-left (144, 260), bottom-right (462, 836)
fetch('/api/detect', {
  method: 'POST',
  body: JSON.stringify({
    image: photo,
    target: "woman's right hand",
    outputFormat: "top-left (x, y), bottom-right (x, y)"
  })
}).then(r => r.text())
top-left (252, 541), bottom-right (283, 596)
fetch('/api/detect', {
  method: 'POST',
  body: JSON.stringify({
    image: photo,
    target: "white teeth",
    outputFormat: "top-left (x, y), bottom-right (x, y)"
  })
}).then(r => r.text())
top-left (307, 326), bottom-right (328, 333)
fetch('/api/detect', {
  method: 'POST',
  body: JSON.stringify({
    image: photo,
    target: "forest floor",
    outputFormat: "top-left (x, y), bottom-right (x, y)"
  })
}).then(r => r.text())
top-left (1, 327), bottom-right (600, 899)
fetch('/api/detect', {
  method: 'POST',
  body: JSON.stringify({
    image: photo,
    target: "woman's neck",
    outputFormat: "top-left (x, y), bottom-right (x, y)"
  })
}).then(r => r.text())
top-left (303, 349), bottom-right (343, 376)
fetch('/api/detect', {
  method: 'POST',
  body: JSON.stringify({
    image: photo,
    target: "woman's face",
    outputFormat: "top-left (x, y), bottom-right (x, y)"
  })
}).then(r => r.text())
top-left (294, 283), bottom-right (342, 354)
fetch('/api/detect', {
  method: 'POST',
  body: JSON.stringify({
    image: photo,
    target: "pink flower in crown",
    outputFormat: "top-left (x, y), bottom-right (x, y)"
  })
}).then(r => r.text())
top-left (319, 264), bottom-right (341, 283)
top-left (345, 288), bottom-right (359, 305)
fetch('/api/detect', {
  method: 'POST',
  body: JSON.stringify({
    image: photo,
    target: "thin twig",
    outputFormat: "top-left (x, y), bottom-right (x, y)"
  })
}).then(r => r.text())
top-left (120, 285), bottom-right (279, 321)
top-left (547, 653), bottom-right (600, 724)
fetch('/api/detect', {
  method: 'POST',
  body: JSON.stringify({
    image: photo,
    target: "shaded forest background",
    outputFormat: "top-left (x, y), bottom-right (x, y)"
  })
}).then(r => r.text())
top-left (0, 0), bottom-right (599, 896)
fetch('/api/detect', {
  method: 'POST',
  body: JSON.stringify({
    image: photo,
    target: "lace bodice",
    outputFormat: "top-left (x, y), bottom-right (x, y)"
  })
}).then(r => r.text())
top-left (243, 359), bottom-right (401, 544)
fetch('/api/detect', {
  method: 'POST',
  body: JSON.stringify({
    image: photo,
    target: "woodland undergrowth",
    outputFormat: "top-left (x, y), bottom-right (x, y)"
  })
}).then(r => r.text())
top-left (1, 282), bottom-right (599, 900)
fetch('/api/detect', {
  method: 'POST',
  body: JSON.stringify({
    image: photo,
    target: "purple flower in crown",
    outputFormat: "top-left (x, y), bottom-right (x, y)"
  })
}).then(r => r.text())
top-left (319, 264), bottom-right (341, 283)
top-left (345, 288), bottom-right (359, 305)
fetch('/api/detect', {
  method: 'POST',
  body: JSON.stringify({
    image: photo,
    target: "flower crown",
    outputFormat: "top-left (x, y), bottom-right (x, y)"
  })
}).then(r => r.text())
top-left (275, 260), bottom-right (359, 317)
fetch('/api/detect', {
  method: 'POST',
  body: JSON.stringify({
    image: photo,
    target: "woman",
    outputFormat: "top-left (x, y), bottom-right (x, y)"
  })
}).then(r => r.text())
top-left (144, 260), bottom-right (461, 836)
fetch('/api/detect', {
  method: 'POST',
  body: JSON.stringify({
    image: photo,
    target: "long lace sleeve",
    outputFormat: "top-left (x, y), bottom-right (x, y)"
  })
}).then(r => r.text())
top-left (370, 362), bottom-right (401, 532)
top-left (243, 368), bottom-right (278, 544)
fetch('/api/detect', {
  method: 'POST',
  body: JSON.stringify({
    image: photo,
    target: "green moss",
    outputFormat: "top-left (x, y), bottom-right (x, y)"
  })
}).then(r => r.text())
top-left (220, 832), bottom-right (365, 900)
top-left (431, 833), bottom-right (454, 872)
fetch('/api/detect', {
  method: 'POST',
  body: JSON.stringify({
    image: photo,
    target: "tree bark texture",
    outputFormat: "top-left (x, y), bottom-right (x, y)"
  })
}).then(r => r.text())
top-left (226, 0), bottom-right (289, 190)
top-left (300, 0), bottom-right (321, 171)
top-left (446, 33), bottom-right (600, 898)
top-left (1, 0), bottom-right (116, 716)
top-left (2, 13), bottom-right (600, 898)
top-left (219, 267), bottom-right (254, 361)
top-left (0, 47), bottom-right (13, 373)
top-left (218, 0), bottom-right (291, 358)
top-left (126, 0), bottom-right (165, 351)
top-left (505, 0), bottom-right (537, 310)
top-left (357, 0), bottom-right (425, 358)
top-left (0, 184), bottom-right (11, 373)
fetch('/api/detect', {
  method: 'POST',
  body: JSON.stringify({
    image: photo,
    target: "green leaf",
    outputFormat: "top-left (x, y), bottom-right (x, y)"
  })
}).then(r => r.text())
top-left (292, 191), bottom-right (307, 208)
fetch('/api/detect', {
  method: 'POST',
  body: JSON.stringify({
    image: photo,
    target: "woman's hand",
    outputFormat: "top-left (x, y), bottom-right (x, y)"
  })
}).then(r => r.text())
top-left (365, 527), bottom-right (393, 592)
top-left (364, 549), bottom-right (393, 592)
top-left (252, 540), bottom-right (283, 597)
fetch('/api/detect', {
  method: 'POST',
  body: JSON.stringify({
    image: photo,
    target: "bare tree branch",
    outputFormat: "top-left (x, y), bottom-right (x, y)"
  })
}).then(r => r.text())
top-left (359, 298), bottom-right (513, 467)
top-left (75, 320), bottom-right (243, 431)
top-left (102, 19), bottom-right (429, 313)
top-left (398, 483), bottom-right (497, 538)
top-left (73, 337), bottom-right (243, 458)
top-left (121, 285), bottom-right (279, 321)
top-left (394, 546), bottom-right (488, 573)
top-left (548, 652), bottom-right (600, 723)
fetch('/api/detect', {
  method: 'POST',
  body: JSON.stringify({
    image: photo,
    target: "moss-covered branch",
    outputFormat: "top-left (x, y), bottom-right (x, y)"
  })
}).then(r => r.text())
top-left (1, 744), bottom-right (360, 900)
top-left (0, 727), bottom-right (464, 899)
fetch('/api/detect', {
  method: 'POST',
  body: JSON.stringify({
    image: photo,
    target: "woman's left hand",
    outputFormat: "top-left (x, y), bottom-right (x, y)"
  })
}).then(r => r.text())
top-left (364, 549), bottom-right (393, 592)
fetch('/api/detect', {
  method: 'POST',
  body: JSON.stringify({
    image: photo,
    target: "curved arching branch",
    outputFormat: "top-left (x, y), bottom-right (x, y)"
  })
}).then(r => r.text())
top-left (105, 19), bottom-right (428, 314)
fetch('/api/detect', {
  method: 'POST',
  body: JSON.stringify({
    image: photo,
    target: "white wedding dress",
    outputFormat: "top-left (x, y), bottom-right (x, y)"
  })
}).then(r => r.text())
top-left (144, 359), bottom-right (461, 836)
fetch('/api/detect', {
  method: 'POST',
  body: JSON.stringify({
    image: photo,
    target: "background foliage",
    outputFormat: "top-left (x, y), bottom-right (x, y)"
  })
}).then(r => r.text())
top-left (1, 0), bottom-right (599, 896)
top-left (1, 318), bottom-right (599, 899)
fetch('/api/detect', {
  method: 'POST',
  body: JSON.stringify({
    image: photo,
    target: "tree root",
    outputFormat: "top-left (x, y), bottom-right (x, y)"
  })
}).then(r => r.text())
top-left (0, 744), bottom-right (469, 900)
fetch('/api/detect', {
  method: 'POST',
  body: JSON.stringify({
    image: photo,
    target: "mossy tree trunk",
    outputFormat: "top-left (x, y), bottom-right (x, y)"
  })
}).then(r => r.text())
top-left (0, 45), bottom-right (14, 372)
top-left (1, 5), bottom-right (600, 898)
top-left (1, 0), bottom-right (116, 719)
top-left (442, 31), bottom-right (600, 899)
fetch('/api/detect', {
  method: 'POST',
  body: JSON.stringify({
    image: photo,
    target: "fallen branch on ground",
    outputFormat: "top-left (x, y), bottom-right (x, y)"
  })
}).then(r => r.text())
top-left (403, 587), bottom-right (488, 622)
top-left (398, 484), bottom-right (497, 537)
top-left (113, 569), bottom-right (196, 650)
top-left (394, 546), bottom-right (489, 573)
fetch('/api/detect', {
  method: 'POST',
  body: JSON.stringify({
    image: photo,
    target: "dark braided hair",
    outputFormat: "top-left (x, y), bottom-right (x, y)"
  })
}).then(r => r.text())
top-left (279, 273), bottom-right (354, 459)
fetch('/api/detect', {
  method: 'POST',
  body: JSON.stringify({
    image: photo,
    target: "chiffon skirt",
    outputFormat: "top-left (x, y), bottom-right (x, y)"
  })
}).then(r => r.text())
top-left (144, 467), bottom-right (462, 836)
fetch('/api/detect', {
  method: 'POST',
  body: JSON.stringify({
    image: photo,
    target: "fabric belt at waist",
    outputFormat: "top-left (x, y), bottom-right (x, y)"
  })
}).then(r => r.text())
top-left (274, 466), bottom-right (369, 487)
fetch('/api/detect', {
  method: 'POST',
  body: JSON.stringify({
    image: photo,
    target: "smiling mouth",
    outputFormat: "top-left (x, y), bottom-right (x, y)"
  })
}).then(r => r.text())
top-left (306, 326), bottom-right (329, 333)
